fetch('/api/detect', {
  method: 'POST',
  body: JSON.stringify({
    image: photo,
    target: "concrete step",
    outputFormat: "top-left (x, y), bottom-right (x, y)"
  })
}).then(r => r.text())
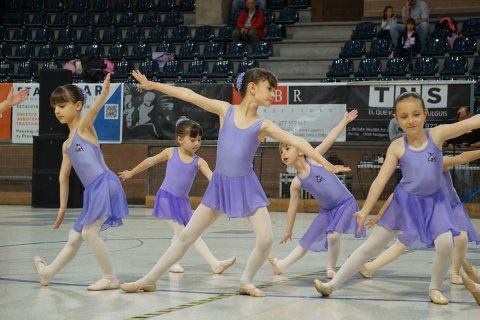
top-left (258, 57), bottom-right (331, 79)
top-left (273, 39), bottom-right (343, 59)
top-left (285, 22), bottom-right (358, 41)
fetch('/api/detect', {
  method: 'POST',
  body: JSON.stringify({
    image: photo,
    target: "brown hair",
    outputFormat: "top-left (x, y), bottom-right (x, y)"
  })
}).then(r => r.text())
top-left (50, 84), bottom-right (84, 107)
top-left (393, 91), bottom-right (425, 113)
top-left (175, 116), bottom-right (203, 138)
top-left (233, 67), bottom-right (278, 98)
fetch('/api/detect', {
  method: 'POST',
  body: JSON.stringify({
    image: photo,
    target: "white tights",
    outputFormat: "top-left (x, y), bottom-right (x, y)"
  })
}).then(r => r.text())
top-left (327, 226), bottom-right (453, 291)
top-left (276, 231), bottom-right (341, 272)
top-left (167, 220), bottom-right (223, 272)
top-left (42, 217), bottom-right (115, 282)
top-left (139, 205), bottom-right (273, 288)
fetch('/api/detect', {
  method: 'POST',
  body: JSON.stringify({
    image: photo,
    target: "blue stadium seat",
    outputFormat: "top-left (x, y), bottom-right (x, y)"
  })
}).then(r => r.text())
top-left (249, 41), bottom-right (272, 58)
top-left (450, 36), bottom-right (477, 55)
top-left (156, 0), bottom-right (174, 11)
top-left (72, 11), bottom-right (92, 26)
top-left (264, 24), bottom-right (285, 41)
top-left (339, 40), bottom-right (366, 58)
top-left (7, 43), bottom-right (33, 61)
top-left (55, 27), bottom-right (76, 43)
top-left (176, 0), bottom-right (195, 11)
top-left (106, 42), bottom-right (127, 60)
top-left (174, 78), bottom-right (191, 84)
top-left (215, 25), bottom-right (234, 42)
top-left (367, 38), bottom-right (392, 57)
top-left (354, 57), bottom-right (381, 77)
top-left (78, 27), bottom-right (98, 44)
top-left (169, 25), bottom-right (191, 42)
top-left (162, 11), bottom-right (184, 26)
top-left (117, 11), bottom-right (137, 26)
top-left (14, 60), bottom-right (38, 79)
top-left (84, 43), bottom-right (104, 58)
top-left (91, 0), bottom-right (109, 11)
top-left (124, 26), bottom-right (144, 43)
top-left (440, 55), bottom-right (468, 76)
top-left (155, 41), bottom-right (175, 54)
top-left (32, 28), bottom-right (51, 43)
top-left (41, 61), bottom-right (62, 70)
top-left (113, 0), bottom-right (132, 11)
top-left (275, 7), bottom-right (299, 24)
top-left (461, 18), bottom-right (480, 37)
top-left (3, 12), bottom-right (24, 27)
top-left (138, 59), bottom-right (157, 78)
top-left (192, 26), bottom-right (215, 42)
top-left (7, 28), bottom-right (28, 43)
top-left (469, 57), bottom-right (480, 76)
top-left (209, 59), bottom-right (234, 78)
top-left (58, 43), bottom-right (80, 60)
top-left (159, 60), bottom-right (183, 78)
top-left (29, 0), bottom-right (44, 11)
top-left (127, 42), bottom-right (151, 60)
top-left (290, 0), bottom-right (310, 9)
top-left (200, 78), bottom-right (217, 84)
top-left (70, 0), bottom-right (87, 11)
top-left (100, 26), bottom-right (120, 43)
top-left (141, 11), bottom-right (159, 26)
top-left (26, 11), bottom-right (48, 26)
top-left (47, 0), bottom-right (65, 11)
top-left (263, 9), bottom-right (275, 25)
top-left (0, 60), bottom-right (14, 78)
top-left (325, 58), bottom-right (353, 78)
top-left (185, 60), bottom-right (209, 78)
top-left (146, 27), bottom-right (167, 43)
top-left (421, 37), bottom-right (448, 56)
top-left (268, 0), bottom-right (286, 9)
top-left (49, 11), bottom-right (70, 26)
top-left (410, 56), bottom-right (439, 76)
top-left (95, 11), bottom-right (114, 27)
top-left (224, 41), bottom-right (247, 59)
top-left (237, 59), bottom-right (259, 74)
top-left (0, 43), bottom-right (7, 60)
top-left (138, 0), bottom-right (153, 11)
top-left (32, 43), bottom-right (57, 61)
top-left (112, 59), bottom-right (134, 81)
top-left (382, 57), bottom-right (409, 77)
top-left (200, 41), bottom-right (224, 59)
top-left (351, 22), bottom-right (376, 40)
top-left (176, 41), bottom-right (199, 59)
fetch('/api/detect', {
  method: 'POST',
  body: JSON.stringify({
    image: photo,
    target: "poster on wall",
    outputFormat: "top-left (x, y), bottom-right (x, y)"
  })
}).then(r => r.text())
top-left (122, 83), bottom-right (230, 140)
top-left (0, 83), bottom-right (13, 140)
top-left (78, 83), bottom-right (123, 143)
top-left (11, 83), bottom-right (39, 144)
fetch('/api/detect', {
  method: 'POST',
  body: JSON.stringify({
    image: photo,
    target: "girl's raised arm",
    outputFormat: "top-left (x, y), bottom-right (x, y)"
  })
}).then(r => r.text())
top-left (81, 74), bottom-right (111, 129)
top-left (431, 114), bottom-right (480, 145)
top-left (315, 109), bottom-right (358, 155)
top-left (131, 70), bottom-right (229, 117)
top-left (261, 120), bottom-right (351, 173)
top-left (0, 88), bottom-right (29, 113)
top-left (118, 148), bottom-right (172, 181)
top-left (443, 150), bottom-right (480, 171)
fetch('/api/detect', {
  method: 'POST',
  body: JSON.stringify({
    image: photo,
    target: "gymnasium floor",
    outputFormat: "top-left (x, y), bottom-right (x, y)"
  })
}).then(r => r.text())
top-left (0, 205), bottom-right (479, 320)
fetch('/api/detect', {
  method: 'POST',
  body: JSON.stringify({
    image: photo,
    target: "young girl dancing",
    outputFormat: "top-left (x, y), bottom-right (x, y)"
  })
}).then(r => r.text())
top-left (313, 92), bottom-right (480, 305)
top-left (359, 150), bottom-right (480, 284)
top-left (268, 110), bottom-right (366, 279)
top-left (0, 87), bottom-right (29, 113)
top-left (118, 116), bottom-right (236, 274)
top-left (33, 74), bottom-right (129, 290)
top-left (120, 68), bottom-right (349, 296)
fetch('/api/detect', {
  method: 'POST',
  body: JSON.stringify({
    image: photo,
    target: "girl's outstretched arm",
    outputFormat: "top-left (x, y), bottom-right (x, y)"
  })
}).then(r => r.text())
top-left (198, 158), bottom-right (213, 181)
top-left (0, 88), bottom-right (29, 113)
top-left (280, 177), bottom-right (302, 244)
top-left (443, 150), bottom-right (480, 171)
top-left (54, 143), bottom-right (72, 230)
top-left (364, 193), bottom-right (394, 229)
top-left (431, 114), bottom-right (480, 145)
top-left (81, 74), bottom-right (111, 129)
top-left (261, 120), bottom-right (351, 173)
top-left (118, 147), bottom-right (172, 181)
top-left (315, 109), bottom-right (358, 155)
top-left (131, 70), bottom-right (229, 117)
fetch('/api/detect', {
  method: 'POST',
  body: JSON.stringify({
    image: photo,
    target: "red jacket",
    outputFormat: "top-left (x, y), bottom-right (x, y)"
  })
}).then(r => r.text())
top-left (236, 8), bottom-right (265, 39)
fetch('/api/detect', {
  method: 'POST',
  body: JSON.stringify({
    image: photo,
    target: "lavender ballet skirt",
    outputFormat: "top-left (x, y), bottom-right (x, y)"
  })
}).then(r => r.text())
top-left (452, 203), bottom-right (480, 244)
top-left (73, 170), bottom-right (128, 233)
top-left (377, 185), bottom-right (459, 249)
top-left (152, 188), bottom-right (192, 226)
top-left (299, 196), bottom-right (366, 252)
top-left (201, 170), bottom-right (269, 218)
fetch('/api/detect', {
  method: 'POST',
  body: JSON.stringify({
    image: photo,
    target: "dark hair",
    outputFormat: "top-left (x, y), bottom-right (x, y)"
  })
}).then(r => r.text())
top-left (406, 18), bottom-right (415, 26)
top-left (393, 92), bottom-right (425, 112)
top-left (233, 67), bottom-right (278, 98)
top-left (50, 84), bottom-right (84, 108)
top-left (175, 116), bottom-right (203, 138)
top-left (383, 5), bottom-right (393, 20)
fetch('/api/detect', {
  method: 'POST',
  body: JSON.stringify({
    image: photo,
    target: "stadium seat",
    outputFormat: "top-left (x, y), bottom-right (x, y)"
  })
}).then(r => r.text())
top-left (32, 43), bottom-right (57, 61)
top-left (176, 41), bottom-right (199, 59)
top-left (91, 0), bottom-right (109, 11)
top-left (249, 41), bottom-right (272, 59)
top-left (155, 42), bottom-right (175, 54)
top-left (421, 37), bottom-right (448, 56)
top-left (7, 28), bottom-right (28, 43)
top-left (7, 43), bottom-right (33, 61)
top-left (123, 26), bottom-right (144, 43)
top-left (176, 0), bottom-right (195, 11)
top-left (339, 40), bottom-right (366, 58)
top-left (127, 42), bottom-right (151, 60)
top-left (141, 11), bottom-right (159, 26)
top-left (100, 26), bottom-right (120, 43)
top-left (137, 0), bottom-right (153, 11)
top-left (224, 41), bottom-right (248, 59)
top-left (264, 24), bottom-right (285, 41)
top-left (351, 22), bottom-right (376, 40)
top-left (117, 11), bottom-right (137, 26)
top-left (440, 55), bottom-right (468, 76)
top-left (325, 58), bottom-right (354, 78)
top-left (113, 0), bottom-right (132, 11)
top-left (185, 60), bottom-right (209, 78)
top-left (169, 25), bottom-right (191, 42)
top-left (138, 59), bottom-right (157, 78)
top-left (84, 43), bottom-right (105, 58)
top-left (159, 60), bottom-right (183, 78)
top-left (450, 36), bottom-right (477, 55)
top-left (41, 61), bottom-right (62, 70)
top-left (49, 11), bottom-right (70, 26)
top-left (382, 57), bottom-right (410, 77)
top-left (410, 56), bottom-right (439, 76)
top-left (0, 60), bottom-right (14, 78)
top-left (192, 26), bottom-right (215, 42)
top-left (290, 0), bottom-right (310, 9)
top-left (156, 0), bottom-right (174, 11)
top-left (106, 42), bottom-right (127, 60)
top-left (200, 41), bottom-right (224, 59)
top-left (162, 11), bottom-right (184, 26)
top-left (209, 59), bottom-right (234, 78)
top-left (78, 27), bottom-right (98, 44)
top-left (461, 18), bottom-right (480, 37)
top-left (354, 57), bottom-right (381, 77)
top-left (237, 59), bottom-right (259, 74)
top-left (112, 59), bottom-right (134, 81)
top-left (58, 43), bottom-right (79, 60)
top-left (469, 57), bottom-right (480, 76)
top-left (94, 11), bottom-right (114, 27)
top-left (14, 60), bottom-right (38, 79)
top-left (72, 11), bottom-right (92, 26)
top-left (146, 27), bottom-right (167, 43)
top-left (55, 27), bottom-right (76, 43)
top-left (26, 11), bottom-right (48, 26)
top-left (367, 38), bottom-right (392, 57)
top-left (275, 7), bottom-right (299, 24)
top-left (31, 28), bottom-right (51, 43)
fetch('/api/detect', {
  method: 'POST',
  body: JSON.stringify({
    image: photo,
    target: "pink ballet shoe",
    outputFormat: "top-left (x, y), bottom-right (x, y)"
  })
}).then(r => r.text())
top-left (87, 278), bottom-right (120, 291)
top-left (239, 286), bottom-right (266, 297)
top-left (214, 256), bottom-right (236, 274)
top-left (359, 266), bottom-right (373, 279)
top-left (462, 258), bottom-right (480, 284)
top-left (33, 256), bottom-right (49, 286)
top-left (169, 264), bottom-right (185, 273)
top-left (429, 289), bottom-right (449, 305)
top-left (462, 274), bottom-right (480, 305)
top-left (313, 279), bottom-right (332, 297)
top-left (120, 282), bottom-right (156, 293)
top-left (326, 269), bottom-right (336, 279)
top-left (267, 256), bottom-right (282, 275)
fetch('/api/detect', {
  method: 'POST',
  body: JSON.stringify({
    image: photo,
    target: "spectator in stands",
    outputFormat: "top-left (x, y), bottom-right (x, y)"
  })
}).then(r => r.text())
top-left (390, 0), bottom-right (429, 50)
top-left (232, 0), bottom-right (265, 44)
top-left (388, 116), bottom-right (403, 141)
top-left (230, 0), bottom-right (267, 22)
top-left (448, 106), bottom-right (480, 148)
top-left (395, 18), bottom-right (421, 60)
top-left (378, 5), bottom-right (397, 39)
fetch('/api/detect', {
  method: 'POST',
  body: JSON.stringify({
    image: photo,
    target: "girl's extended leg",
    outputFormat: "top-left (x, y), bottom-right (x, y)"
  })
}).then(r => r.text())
top-left (314, 226), bottom-right (397, 295)
top-left (121, 204), bottom-right (220, 292)
top-left (450, 231), bottom-right (467, 284)
top-left (360, 239), bottom-right (406, 278)
top-left (268, 245), bottom-right (308, 275)
top-left (326, 231), bottom-right (341, 279)
top-left (34, 229), bottom-right (83, 285)
top-left (167, 220), bottom-right (236, 274)
top-left (239, 207), bottom-right (273, 297)
top-left (82, 217), bottom-right (119, 290)
top-left (428, 231), bottom-right (454, 305)
top-left (166, 220), bottom-right (185, 273)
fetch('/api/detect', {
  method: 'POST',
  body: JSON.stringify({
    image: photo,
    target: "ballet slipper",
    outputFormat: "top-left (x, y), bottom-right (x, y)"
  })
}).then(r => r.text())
top-left (358, 266), bottom-right (373, 279)
top-left (33, 256), bottom-right (49, 286)
top-left (169, 264), bottom-right (185, 273)
top-left (313, 279), bottom-right (332, 297)
top-left (120, 282), bottom-right (156, 293)
top-left (87, 278), bottom-right (120, 291)
top-left (462, 258), bottom-right (480, 284)
top-left (462, 274), bottom-right (480, 305)
top-left (239, 286), bottom-right (266, 297)
top-left (450, 272), bottom-right (463, 285)
top-left (267, 256), bottom-right (282, 275)
top-left (213, 256), bottom-right (236, 274)
top-left (326, 269), bottom-right (336, 279)
top-left (428, 289), bottom-right (449, 305)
